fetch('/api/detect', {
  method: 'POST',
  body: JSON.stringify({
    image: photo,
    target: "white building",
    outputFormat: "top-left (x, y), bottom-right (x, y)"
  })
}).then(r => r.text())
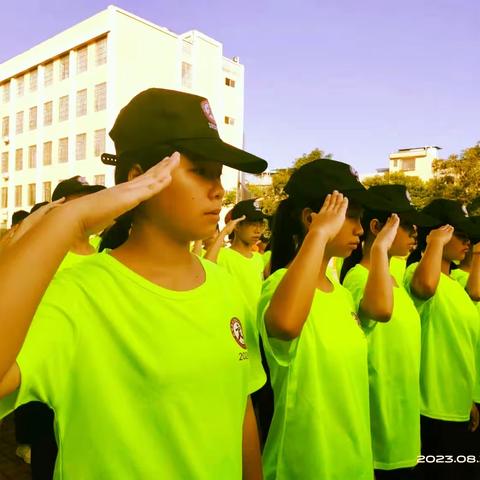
top-left (388, 146), bottom-right (441, 181)
top-left (0, 5), bottom-right (246, 228)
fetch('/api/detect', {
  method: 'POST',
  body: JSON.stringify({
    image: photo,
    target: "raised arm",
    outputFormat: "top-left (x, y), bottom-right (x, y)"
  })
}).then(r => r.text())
top-left (359, 214), bottom-right (399, 322)
top-left (0, 153), bottom-right (179, 386)
top-left (204, 215), bottom-right (245, 262)
top-left (410, 225), bottom-right (454, 300)
top-left (265, 192), bottom-right (348, 340)
top-left (466, 242), bottom-right (480, 301)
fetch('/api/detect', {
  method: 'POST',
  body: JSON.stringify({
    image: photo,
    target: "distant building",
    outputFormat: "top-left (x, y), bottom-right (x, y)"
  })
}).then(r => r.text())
top-left (0, 5), bottom-right (245, 228)
top-left (388, 146), bottom-right (441, 181)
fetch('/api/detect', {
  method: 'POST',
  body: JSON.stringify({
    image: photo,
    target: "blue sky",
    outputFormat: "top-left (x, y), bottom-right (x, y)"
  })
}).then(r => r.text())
top-left (1, 0), bottom-right (479, 173)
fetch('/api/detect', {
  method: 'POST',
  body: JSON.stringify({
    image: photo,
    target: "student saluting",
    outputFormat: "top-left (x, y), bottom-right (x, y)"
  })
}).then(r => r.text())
top-left (0, 88), bottom-right (267, 480)
top-left (258, 159), bottom-right (378, 480)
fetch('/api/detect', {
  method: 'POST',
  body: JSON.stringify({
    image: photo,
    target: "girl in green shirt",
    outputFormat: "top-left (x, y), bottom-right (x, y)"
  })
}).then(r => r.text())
top-left (341, 184), bottom-right (436, 479)
top-left (258, 158), bottom-right (379, 480)
top-left (404, 199), bottom-right (480, 480)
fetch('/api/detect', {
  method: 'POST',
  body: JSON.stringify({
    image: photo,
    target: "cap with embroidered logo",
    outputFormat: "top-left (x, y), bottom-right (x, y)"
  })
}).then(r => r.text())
top-left (102, 88), bottom-right (267, 174)
top-left (231, 199), bottom-right (267, 222)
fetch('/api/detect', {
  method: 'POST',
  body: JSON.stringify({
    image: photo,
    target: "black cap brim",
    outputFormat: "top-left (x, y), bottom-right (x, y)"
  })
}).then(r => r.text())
top-left (52, 185), bottom-right (105, 202)
top-left (396, 210), bottom-right (439, 228)
top-left (342, 188), bottom-right (386, 210)
top-left (102, 138), bottom-right (268, 174)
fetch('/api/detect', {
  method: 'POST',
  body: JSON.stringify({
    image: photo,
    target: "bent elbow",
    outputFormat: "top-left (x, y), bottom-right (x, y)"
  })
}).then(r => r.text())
top-left (265, 308), bottom-right (302, 341)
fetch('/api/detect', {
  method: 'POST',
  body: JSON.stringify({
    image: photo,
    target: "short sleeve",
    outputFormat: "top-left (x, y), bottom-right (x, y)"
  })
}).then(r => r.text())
top-left (256, 270), bottom-right (300, 367)
top-left (0, 274), bottom-right (79, 419)
top-left (342, 266), bottom-right (377, 332)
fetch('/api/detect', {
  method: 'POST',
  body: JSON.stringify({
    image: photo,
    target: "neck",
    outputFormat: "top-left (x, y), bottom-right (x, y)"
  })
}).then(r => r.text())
top-left (359, 238), bottom-right (391, 270)
top-left (441, 257), bottom-right (451, 275)
top-left (231, 237), bottom-right (253, 257)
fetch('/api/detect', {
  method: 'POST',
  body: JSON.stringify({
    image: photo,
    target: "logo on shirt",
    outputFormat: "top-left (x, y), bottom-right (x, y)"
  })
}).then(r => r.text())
top-left (230, 317), bottom-right (247, 350)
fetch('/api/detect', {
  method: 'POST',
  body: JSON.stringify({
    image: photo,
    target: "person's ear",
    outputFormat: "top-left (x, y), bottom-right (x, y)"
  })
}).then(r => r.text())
top-left (370, 218), bottom-right (382, 236)
top-left (301, 207), bottom-right (314, 231)
top-left (127, 164), bottom-right (144, 181)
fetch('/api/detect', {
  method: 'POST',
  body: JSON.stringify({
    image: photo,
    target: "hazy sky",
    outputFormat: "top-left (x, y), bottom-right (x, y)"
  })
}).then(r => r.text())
top-left (1, 0), bottom-right (479, 173)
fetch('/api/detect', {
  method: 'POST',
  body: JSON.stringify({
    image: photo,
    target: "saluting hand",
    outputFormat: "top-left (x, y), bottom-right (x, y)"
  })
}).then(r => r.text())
top-left (70, 152), bottom-right (180, 237)
top-left (372, 214), bottom-right (400, 252)
top-left (309, 191), bottom-right (349, 241)
top-left (426, 225), bottom-right (454, 247)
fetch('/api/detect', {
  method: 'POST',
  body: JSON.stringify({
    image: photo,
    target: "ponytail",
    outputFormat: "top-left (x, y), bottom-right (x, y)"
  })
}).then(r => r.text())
top-left (407, 226), bottom-right (429, 266)
top-left (99, 211), bottom-right (134, 251)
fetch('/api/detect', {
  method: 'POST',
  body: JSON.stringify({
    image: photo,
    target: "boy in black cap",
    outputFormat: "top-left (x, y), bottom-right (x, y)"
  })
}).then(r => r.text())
top-left (205, 198), bottom-right (268, 309)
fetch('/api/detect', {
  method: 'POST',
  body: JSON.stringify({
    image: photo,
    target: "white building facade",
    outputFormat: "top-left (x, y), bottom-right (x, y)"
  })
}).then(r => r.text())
top-left (388, 146), bottom-right (441, 181)
top-left (0, 5), bottom-right (245, 228)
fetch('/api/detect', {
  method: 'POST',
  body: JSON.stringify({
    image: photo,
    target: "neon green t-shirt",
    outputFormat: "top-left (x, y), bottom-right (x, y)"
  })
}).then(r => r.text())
top-left (258, 269), bottom-right (373, 480)
top-left (390, 256), bottom-right (407, 285)
top-left (0, 252), bottom-right (265, 479)
top-left (262, 250), bottom-right (271, 268)
top-left (217, 248), bottom-right (264, 308)
top-left (89, 234), bottom-right (102, 251)
top-left (57, 251), bottom-right (91, 272)
top-left (450, 268), bottom-right (480, 403)
top-left (404, 262), bottom-right (479, 421)
top-left (343, 264), bottom-right (421, 470)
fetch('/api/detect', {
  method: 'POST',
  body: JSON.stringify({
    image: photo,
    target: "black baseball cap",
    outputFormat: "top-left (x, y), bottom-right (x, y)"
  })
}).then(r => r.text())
top-left (366, 185), bottom-right (438, 227)
top-left (101, 88), bottom-right (267, 174)
top-left (52, 176), bottom-right (105, 201)
top-left (284, 159), bottom-right (381, 209)
top-left (421, 199), bottom-right (480, 238)
top-left (11, 210), bottom-right (29, 226)
top-left (231, 199), bottom-right (267, 222)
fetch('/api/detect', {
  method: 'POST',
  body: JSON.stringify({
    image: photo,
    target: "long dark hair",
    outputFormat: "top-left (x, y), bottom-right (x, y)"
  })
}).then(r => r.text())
top-left (339, 210), bottom-right (389, 283)
top-left (270, 196), bottom-right (324, 273)
top-left (99, 145), bottom-right (176, 251)
top-left (406, 226), bottom-right (429, 266)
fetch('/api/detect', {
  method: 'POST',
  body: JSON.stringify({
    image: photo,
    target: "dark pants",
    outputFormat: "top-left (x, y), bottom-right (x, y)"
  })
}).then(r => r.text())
top-left (14, 402), bottom-right (58, 480)
top-left (413, 415), bottom-right (477, 480)
top-left (375, 468), bottom-right (416, 479)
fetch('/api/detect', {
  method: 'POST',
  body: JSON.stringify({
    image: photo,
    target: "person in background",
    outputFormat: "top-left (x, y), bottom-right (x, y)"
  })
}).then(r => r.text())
top-left (404, 199), bottom-right (480, 480)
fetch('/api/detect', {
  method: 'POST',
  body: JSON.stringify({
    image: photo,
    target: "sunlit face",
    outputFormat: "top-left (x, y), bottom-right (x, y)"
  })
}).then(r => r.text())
top-left (389, 222), bottom-right (417, 257)
top-left (136, 154), bottom-right (225, 241)
top-left (325, 204), bottom-right (364, 258)
top-left (443, 230), bottom-right (470, 262)
top-left (234, 220), bottom-right (266, 246)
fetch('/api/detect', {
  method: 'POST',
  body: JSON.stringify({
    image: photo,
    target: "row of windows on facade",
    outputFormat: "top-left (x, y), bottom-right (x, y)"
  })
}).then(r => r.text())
top-left (1, 83), bottom-right (107, 137)
top-left (0, 38), bottom-right (107, 103)
top-left (391, 158), bottom-right (416, 171)
top-left (0, 130), bottom-right (106, 173)
top-left (1, 175), bottom-right (106, 209)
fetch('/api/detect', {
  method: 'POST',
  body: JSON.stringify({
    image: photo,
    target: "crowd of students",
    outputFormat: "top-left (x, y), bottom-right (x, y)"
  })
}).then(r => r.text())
top-left (0, 87), bottom-right (479, 480)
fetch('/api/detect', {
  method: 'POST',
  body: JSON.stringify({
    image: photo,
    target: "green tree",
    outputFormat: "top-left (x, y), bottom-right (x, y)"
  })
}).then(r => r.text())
top-left (293, 148), bottom-right (332, 169)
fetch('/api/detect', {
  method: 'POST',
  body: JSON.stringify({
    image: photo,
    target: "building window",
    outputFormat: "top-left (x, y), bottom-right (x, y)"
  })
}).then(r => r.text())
top-left (16, 76), bottom-right (24, 97)
top-left (43, 141), bottom-right (52, 165)
top-left (29, 106), bottom-right (37, 130)
top-left (59, 95), bottom-right (69, 122)
top-left (96, 38), bottom-right (107, 66)
top-left (15, 148), bottom-right (23, 171)
top-left (16, 111), bottom-right (24, 134)
top-left (94, 129), bottom-right (106, 156)
top-left (59, 54), bottom-right (70, 80)
top-left (94, 83), bottom-right (106, 111)
top-left (225, 77), bottom-right (236, 87)
top-left (2, 116), bottom-right (9, 137)
top-left (43, 181), bottom-right (51, 201)
top-left (181, 62), bottom-right (192, 89)
top-left (15, 185), bottom-right (22, 207)
top-left (76, 89), bottom-right (87, 117)
top-left (29, 69), bottom-right (38, 92)
top-left (58, 137), bottom-right (68, 163)
top-left (77, 46), bottom-right (88, 74)
top-left (1, 187), bottom-right (7, 209)
top-left (28, 145), bottom-right (37, 168)
top-left (44, 101), bottom-right (53, 126)
top-left (44, 62), bottom-right (53, 87)
top-left (2, 82), bottom-right (10, 103)
top-left (392, 159), bottom-right (398, 168)
top-left (28, 183), bottom-right (36, 206)
top-left (76, 133), bottom-right (86, 160)
top-left (402, 158), bottom-right (416, 171)
top-left (94, 174), bottom-right (105, 186)
top-left (224, 116), bottom-right (235, 125)
top-left (1, 152), bottom-right (8, 174)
